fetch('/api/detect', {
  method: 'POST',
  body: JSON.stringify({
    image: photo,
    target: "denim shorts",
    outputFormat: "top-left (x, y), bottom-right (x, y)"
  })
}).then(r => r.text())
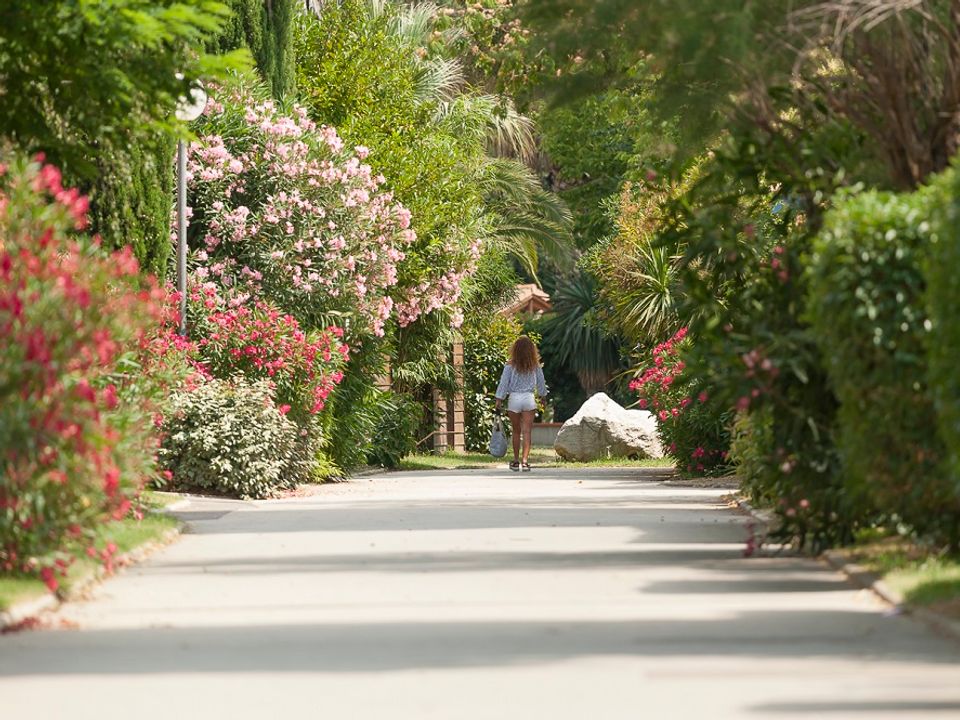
top-left (507, 392), bottom-right (536, 412)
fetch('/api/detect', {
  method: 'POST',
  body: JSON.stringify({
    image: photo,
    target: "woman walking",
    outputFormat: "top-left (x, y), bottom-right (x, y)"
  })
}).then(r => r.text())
top-left (494, 336), bottom-right (548, 472)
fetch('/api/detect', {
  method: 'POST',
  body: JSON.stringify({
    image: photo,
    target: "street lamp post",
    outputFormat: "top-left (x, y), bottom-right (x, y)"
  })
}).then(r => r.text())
top-left (174, 79), bottom-right (207, 337)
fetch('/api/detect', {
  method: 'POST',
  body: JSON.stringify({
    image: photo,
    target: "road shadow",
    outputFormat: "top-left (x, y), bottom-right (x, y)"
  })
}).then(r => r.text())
top-left (142, 546), bottom-right (749, 575)
top-left (174, 502), bottom-right (748, 542)
top-left (3, 610), bottom-right (960, 677)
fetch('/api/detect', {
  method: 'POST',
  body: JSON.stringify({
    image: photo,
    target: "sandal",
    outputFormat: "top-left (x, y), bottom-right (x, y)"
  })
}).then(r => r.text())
top-left (521, 462), bottom-right (531, 472)
top-left (509, 461), bottom-right (520, 472)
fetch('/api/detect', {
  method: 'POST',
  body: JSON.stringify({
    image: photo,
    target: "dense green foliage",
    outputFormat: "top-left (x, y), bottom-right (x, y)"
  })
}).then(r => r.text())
top-left (160, 378), bottom-right (309, 499)
top-left (0, 0), bottom-right (241, 176)
top-left (520, 0), bottom-right (960, 549)
top-left (666, 133), bottom-right (855, 549)
top-left (810, 189), bottom-right (954, 539)
top-left (295, 0), bottom-right (485, 286)
top-left (87, 134), bottom-right (176, 277)
top-left (211, 0), bottom-right (296, 99)
top-left (432, 0), bottom-right (545, 100)
top-left (928, 167), bottom-right (960, 503)
top-left (367, 392), bottom-right (425, 468)
top-left (295, 0), bottom-right (569, 283)
top-left (526, 1), bottom-right (960, 187)
top-left (0, 0), bottom-right (246, 277)
top-left (540, 90), bottom-right (660, 248)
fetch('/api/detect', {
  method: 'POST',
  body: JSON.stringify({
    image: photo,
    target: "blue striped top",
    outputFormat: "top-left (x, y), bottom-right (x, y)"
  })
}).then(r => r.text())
top-left (495, 364), bottom-right (548, 399)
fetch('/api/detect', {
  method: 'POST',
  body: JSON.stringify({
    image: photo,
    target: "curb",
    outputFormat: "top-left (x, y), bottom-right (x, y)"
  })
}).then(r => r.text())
top-left (732, 495), bottom-right (960, 644)
top-left (821, 550), bottom-right (904, 607)
top-left (0, 593), bottom-right (59, 631)
top-left (163, 498), bottom-right (192, 513)
top-left (822, 550), bottom-right (960, 644)
top-left (348, 467), bottom-right (388, 479)
top-left (726, 494), bottom-right (778, 541)
top-left (0, 522), bottom-right (182, 633)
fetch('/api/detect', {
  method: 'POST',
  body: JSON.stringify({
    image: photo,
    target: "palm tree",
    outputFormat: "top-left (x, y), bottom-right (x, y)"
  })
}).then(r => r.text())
top-left (374, 0), bottom-right (575, 277)
top-left (541, 271), bottom-right (622, 395)
top-left (593, 238), bottom-right (682, 345)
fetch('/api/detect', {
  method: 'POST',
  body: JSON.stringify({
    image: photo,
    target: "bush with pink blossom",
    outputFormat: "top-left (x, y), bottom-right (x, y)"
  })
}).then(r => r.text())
top-left (151, 284), bottom-right (349, 493)
top-left (630, 328), bottom-right (731, 476)
top-left (0, 156), bottom-right (179, 590)
top-left (187, 284), bottom-right (347, 425)
top-left (186, 77), bottom-right (470, 338)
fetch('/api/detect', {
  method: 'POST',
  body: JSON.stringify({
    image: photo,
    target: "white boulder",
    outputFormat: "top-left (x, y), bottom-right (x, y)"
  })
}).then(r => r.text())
top-left (554, 392), bottom-right (664, 461)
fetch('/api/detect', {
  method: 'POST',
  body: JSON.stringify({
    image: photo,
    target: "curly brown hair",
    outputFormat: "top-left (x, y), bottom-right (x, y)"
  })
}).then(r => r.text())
top-left (509, 335), bottom-right (540, 374)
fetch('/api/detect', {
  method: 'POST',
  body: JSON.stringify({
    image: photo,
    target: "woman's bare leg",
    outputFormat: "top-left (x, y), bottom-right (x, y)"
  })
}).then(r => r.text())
top-left (507, 411), bottom-right (521, 462)
top-left (521, 410), bottom-right (535, 463)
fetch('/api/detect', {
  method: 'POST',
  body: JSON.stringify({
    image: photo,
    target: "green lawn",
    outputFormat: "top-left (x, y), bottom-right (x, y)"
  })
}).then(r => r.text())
top-left (0, 502), bottom-right (180, 613)
top-left (143, 489), bottom-right (187, 507)
top-left (396, 450), bottom-right (675, 472)
top-left (839, 538), bottom-right (960, 620)
top-left (0, 576), bottom-right (46, 612)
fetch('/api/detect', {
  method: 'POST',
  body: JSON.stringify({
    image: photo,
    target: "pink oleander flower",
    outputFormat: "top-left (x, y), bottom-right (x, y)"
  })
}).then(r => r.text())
top-left (183, 81), bottom-right (473, 337)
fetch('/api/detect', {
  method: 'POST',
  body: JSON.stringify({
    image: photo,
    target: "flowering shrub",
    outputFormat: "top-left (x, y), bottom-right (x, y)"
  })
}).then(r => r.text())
top-left (433, 0), bottom-right (542, 98)
top-left (677, 219), bottom-right (848, 550)
top-left (159, 378), bottom-right (308, 499)
top-left (188, 284), bottom-right (347, 425)
top-left (0, 157), bottom-right (174, 589)
top-left (187, 77), bottom-right (467, 337)
top-left (147, 285), bottom-right (348, 495)
top-left (630, 328), bottom-right (731, 476)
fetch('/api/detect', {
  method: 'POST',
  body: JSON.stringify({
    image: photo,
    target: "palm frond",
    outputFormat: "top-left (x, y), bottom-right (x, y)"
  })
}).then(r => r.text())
top-left (616, 243), bottom-right (680, 341)
top-left (391, 2), bottom-right (440, 45)
top-left (433, 95), bottom-right (537, 161)
top-left (485, 100), bottom-right (537, 162)
top-left (541, 272), bottom-right (622, 392)
top-left (477, 158), bottom-right (571, 219)
top-left (474, 157), bottom-right (541, 202)
top-left (476, 157), bottom-right (574, 273)
top-left (414, 57), bottom-right (465, 105)
top-left (433, 95), bottom-right (489, 144)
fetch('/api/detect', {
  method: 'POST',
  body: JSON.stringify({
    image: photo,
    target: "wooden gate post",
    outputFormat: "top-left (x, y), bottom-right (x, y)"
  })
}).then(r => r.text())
top-left (450, 338), bottom-right (466, 452)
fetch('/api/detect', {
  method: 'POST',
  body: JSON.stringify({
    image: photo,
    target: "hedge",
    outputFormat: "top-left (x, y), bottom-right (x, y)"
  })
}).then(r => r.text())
top-left (809, 187), bottom-right (956, 541)
top-left (926, 165), bottom-right (960, 542)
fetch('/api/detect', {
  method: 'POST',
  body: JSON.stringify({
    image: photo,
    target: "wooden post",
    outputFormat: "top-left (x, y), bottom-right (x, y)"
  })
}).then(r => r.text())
top-left (432, 386), bottom-right (448, 453)
top-left (376, 359), bottom-right (392, 392)
top-left (451, 338), bottom-right (466, 452)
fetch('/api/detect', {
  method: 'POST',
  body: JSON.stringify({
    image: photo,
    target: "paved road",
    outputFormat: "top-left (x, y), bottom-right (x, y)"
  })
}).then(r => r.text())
top-left (2, 467), bottom-right (959, 719)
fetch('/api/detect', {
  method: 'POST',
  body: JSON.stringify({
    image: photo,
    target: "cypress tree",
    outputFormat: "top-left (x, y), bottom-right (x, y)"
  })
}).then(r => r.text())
top-left (212, 0), bottom-right (295, 99)
top-left (86, 134), bottom-right (176, 278)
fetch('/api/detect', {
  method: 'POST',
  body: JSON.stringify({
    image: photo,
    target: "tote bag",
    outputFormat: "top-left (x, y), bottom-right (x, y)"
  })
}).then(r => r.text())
top-left (488, 416), bottom-right (508, 458)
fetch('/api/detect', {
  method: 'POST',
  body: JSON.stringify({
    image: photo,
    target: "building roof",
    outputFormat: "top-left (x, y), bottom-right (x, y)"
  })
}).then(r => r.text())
top-left (500, 283), bottom-right (552, 317)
